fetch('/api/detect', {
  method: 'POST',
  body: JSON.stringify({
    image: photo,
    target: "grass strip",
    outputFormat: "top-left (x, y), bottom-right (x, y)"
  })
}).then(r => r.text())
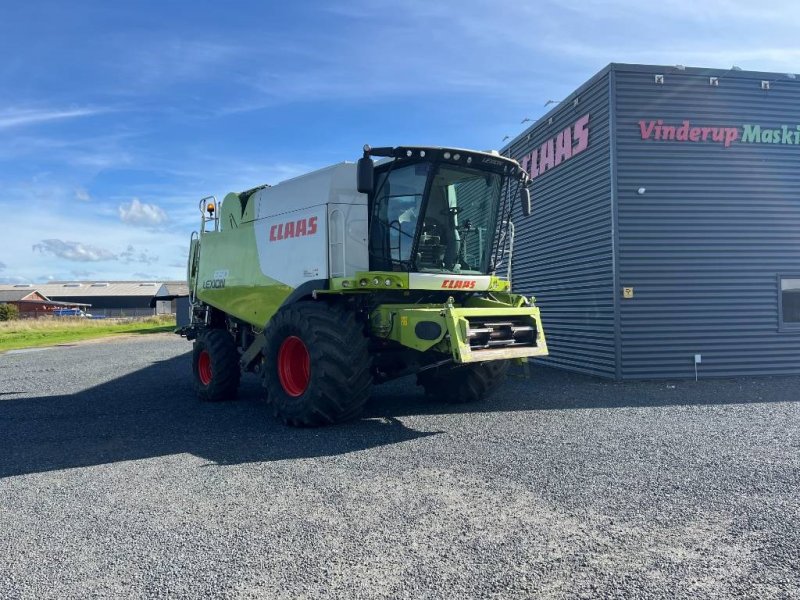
top-left (0, 315), bottom-right (177, 352)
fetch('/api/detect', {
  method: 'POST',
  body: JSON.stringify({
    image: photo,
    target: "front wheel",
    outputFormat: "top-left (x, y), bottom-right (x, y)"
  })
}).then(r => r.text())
top-left (417, 360), bottom-right (510, 404)
top-left (262, 302), bottom-right (372, 426)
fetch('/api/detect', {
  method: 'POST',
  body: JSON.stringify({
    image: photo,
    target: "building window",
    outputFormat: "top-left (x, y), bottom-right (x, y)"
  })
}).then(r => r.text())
top-left (779, 275), bottom-right (800, 328)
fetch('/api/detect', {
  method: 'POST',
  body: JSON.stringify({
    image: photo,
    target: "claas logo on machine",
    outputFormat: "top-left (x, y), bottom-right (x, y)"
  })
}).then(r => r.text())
top-left (441, 279), bottom-right (477, 289)
top-left (269, 216), bottom-right (318, 242)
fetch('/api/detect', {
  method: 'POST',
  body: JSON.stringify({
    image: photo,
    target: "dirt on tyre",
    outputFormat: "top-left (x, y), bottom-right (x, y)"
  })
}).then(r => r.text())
top-left (262, 301), bottom-right (372, 427)
top-left (192, 328), bottom-right (241, 402)
top-left (417, 360), bottom-right (510, 404)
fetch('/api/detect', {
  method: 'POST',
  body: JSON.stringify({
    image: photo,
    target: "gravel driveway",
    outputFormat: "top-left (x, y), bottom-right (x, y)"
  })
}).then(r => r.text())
top-left (1, 334), bottom-right (798, 599)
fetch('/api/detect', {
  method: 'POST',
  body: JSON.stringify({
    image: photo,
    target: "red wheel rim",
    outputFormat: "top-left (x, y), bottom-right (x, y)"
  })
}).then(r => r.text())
top-left (277, 336), bottom-right (310, 397)
top-left (198, 350), bottom-right (212, 385)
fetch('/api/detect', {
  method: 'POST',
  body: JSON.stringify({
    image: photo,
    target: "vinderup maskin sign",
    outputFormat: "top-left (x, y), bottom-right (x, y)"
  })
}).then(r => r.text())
top-left (639, 119), bottom-right (800, 148)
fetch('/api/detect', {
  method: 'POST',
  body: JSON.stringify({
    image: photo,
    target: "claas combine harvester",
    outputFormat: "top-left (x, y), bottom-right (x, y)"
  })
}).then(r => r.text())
top-left (179, 145), bottom-right (548, 426)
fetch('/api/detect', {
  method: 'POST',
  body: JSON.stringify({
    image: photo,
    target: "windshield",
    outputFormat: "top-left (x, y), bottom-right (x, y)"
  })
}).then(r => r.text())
top-left (369, 161), bottom-right (503, 274)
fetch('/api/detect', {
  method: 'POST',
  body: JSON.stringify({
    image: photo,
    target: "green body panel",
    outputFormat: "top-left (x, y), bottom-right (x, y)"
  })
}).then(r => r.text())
top-left (444, 304), bottom-right (548, 363)
top-left (193, 216), bottom-right (294, 328)
top-left (369, 297), bottom-right (548, 362)
top-left (369, 304), bottom-right (449, 351)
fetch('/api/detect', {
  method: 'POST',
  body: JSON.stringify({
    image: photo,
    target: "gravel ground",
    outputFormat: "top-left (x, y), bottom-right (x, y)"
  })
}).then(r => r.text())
top-left (1, 334), bottom-right (798, 599)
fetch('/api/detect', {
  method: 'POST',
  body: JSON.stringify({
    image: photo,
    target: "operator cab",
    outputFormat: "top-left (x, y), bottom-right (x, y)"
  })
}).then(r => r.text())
top-left (360, 146), bottom-right (530, 275)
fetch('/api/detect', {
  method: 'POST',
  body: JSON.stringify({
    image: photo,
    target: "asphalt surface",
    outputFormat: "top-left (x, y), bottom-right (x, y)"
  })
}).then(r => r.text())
top-left (1, 334), bottom-right (798, 599)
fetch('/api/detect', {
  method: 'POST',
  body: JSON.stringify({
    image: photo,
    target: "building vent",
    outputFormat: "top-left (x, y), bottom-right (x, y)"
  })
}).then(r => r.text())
top-left (91, 282), bottom-right (110, 287)
top-left (139, 283), bottom-right (157, 287)
top-left (63, 283), bottom-right (82, 287)
top-left (13, 284), bottom-right (33, 288)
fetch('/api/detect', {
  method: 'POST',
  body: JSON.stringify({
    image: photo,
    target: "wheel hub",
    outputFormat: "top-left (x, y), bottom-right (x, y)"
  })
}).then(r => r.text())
top-left (277, 336), bottom-right (310, 397)
top-left (198, 349), bottom-right (213, 385)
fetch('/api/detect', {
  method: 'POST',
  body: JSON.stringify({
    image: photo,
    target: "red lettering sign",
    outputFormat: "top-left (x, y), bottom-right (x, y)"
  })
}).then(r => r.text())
top-left (441, 279), bottom-right (477, 290)
top-left (638, 119), bottom-right (739, 147)
top-left (269, 216), bottom-right (318, 242)
top-left (519, 113), bottom-right (590, 181)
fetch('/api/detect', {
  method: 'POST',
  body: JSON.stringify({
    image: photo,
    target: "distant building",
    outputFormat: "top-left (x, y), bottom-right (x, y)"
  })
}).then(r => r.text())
top-left (0, 288), bottom-right (89, 318)
top-left (152, 281), bottom-right (190, 318)
top-left (0, 281), bottom-right (188, 318)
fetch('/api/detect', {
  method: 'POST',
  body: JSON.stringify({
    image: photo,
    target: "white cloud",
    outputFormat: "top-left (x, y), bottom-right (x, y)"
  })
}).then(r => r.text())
top-left (0, 107), bottom-right (109, 130)
top-left (33, 239), bottom-right (117, 262)
top-left (118, 198), bottom-right (168, 226)
top-left (0, 261), bottom-right (6, 270)
top-left (119, 245), bottom-right (158, 265)
top-left (74, 187), bottom-right (91, 202)
top-left (30, 238), bottom-right (160, 267)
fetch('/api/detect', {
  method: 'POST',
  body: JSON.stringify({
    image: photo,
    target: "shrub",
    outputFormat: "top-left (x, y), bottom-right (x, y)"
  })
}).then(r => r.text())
top-left (0, 303), bottom-right (20, 321)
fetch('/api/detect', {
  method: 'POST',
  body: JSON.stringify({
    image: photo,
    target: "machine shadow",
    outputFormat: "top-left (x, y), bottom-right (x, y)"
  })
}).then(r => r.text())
top-left (0, 353), bottom-right (439, 479)
top-left (365, 363), bottom-right (800, 418)
top-left (3, 353), bottom-right (798, 479)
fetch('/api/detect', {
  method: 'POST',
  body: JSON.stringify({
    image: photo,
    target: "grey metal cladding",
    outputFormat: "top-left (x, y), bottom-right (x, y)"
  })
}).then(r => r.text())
top-left (614, 66), bottom-right (800, 378)
top-left (507, 72), bottom-right (615, 377)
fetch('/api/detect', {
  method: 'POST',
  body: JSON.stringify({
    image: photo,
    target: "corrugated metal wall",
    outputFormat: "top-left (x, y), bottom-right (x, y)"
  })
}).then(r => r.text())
top-left (507, 72), bottom-right (616, 377)
top-left (614, 65), bottom-right (800, 378)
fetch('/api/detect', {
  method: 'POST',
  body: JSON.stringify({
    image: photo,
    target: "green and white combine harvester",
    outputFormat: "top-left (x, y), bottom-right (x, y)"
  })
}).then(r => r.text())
top-left (179, 145), bottom-right (548, 426)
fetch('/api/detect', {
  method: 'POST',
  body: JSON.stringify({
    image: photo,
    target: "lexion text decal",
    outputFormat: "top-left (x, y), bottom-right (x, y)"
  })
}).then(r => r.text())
top-left (639, 119), bottom-right (800, 148)
top-left (520, 114), bottom-right (590, 179)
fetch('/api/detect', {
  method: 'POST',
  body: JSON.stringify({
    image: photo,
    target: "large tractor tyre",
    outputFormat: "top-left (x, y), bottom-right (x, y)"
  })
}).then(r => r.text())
top-left (192, 328), bottom-right (241, 402)
top-left (417, 360), bottom-right (510, 404)
top-left (262, 301), bottom-right (372, 427)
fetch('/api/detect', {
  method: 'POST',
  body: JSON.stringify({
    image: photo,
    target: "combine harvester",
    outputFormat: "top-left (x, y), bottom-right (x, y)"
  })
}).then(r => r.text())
top-left (179, 145), bottom-right (548, 425)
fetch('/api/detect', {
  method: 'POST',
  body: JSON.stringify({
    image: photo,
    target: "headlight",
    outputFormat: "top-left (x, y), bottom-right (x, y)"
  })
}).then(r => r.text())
top-left (384, 278), bottom-right (392, 287)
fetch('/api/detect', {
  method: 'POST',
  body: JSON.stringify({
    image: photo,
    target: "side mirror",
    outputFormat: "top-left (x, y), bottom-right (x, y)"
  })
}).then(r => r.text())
top-left (520, 186), bottom-right (532, 217)
top-left (357, 157), bottom-right (374, 194)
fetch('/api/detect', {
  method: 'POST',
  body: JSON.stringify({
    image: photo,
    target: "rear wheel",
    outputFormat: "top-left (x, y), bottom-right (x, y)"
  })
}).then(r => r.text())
top-left (263, 301), bottom-right (372, 426)
top-left (192, 328), bottom-right (241, 402)
top-left (417, 360), bottom-right (510, 404)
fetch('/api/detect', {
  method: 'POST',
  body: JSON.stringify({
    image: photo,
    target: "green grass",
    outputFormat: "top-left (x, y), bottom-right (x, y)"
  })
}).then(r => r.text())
top-left (0, 315), bottom-right (177, 352)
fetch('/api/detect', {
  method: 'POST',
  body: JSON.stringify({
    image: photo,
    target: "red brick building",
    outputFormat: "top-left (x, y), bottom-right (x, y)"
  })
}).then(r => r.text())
top-left (0, 289), bottom-right (88, 318)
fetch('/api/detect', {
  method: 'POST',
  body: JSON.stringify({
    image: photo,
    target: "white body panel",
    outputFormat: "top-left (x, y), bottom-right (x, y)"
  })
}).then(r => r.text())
top-left (252, 163), bottom-right (369, 285)
top-left (409, 273), bottom-right (494, 291)
top-left (254, 203), bottom-right (329, 286)
top-left (327, 203), bottom-right (368, 278)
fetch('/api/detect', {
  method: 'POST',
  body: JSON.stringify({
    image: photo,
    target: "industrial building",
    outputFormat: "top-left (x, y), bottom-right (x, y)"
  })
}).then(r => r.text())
top-left (0, 282), bottom-right (187, 317)
top-left (506, 63), bottom-right (800, 380)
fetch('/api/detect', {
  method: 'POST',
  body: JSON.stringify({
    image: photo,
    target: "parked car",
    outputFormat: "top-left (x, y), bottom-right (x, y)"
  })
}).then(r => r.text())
top-left (52, 308), bottom-right (92, 318)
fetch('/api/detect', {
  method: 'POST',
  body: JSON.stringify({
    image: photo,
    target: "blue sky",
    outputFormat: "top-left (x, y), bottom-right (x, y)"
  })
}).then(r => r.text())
top-left (2, 0), bottom-right (799, 283)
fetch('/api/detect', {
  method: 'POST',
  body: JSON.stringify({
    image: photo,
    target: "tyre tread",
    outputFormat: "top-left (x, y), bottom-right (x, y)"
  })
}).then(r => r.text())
top-left (193, 328), bottom-right (241, 402)
top-left (263, 302), bottom-right (372, 426)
